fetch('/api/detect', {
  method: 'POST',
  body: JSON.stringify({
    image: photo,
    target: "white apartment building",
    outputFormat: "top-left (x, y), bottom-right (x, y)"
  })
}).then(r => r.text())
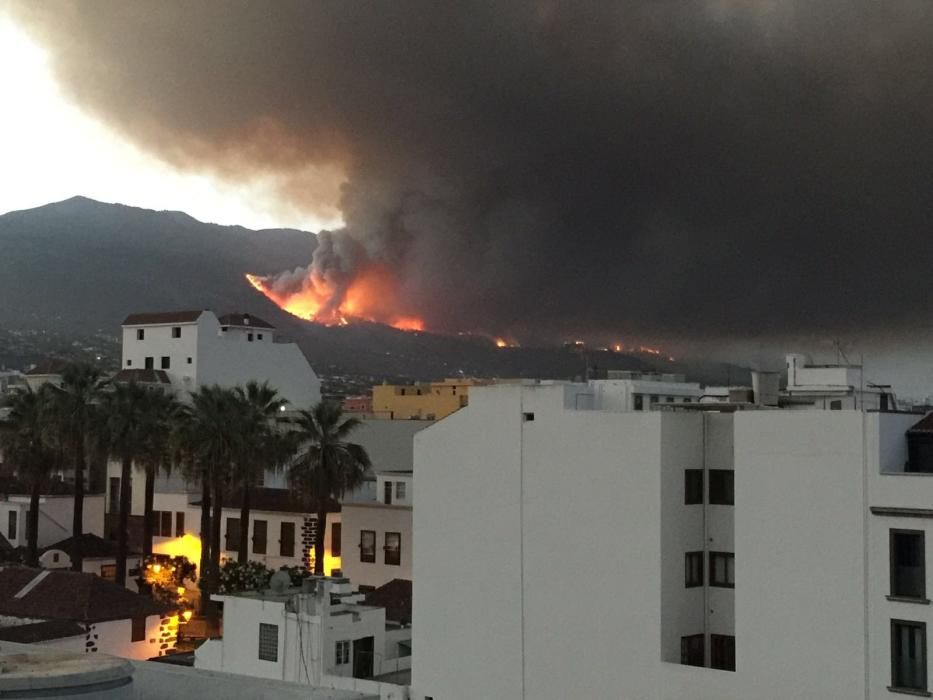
top-left (412, 382), bottom-right (933, 700)
top-left (784, 352), bottom-right (889, 410)
top-left (119, 310), bottom-right (320, 408)
top-left (590, 371), bottom-right (703, 410)
top-left (195, 575), bottom-right (410, 697)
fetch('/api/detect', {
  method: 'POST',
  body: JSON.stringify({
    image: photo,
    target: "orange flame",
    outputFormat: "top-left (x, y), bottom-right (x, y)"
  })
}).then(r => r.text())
top-left (246, 266), bottom-right (424, 332)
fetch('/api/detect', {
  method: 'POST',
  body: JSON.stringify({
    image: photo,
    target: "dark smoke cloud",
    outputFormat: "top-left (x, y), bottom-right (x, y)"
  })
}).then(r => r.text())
top-left (9, 0), bottom-right (933, 341)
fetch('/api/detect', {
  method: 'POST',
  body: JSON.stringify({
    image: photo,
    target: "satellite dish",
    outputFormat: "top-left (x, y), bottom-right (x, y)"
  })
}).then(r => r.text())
top-left (268, 570), bottom-right (292, 593)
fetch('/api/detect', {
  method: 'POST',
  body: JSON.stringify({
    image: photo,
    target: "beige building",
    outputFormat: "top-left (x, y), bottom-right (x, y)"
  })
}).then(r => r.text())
top-left (371, 379), bottom-right (492, 420)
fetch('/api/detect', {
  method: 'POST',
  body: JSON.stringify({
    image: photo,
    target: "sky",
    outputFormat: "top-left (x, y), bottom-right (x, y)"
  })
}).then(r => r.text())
top-left (4, 1), bottom-right (933, 391)
top-left (0, 14), bottom-right (341, 232)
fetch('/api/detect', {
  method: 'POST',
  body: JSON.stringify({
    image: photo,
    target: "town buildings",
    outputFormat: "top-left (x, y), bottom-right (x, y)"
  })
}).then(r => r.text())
top-left (411, 381), bottom-right (933, 700)
top-left (0, 493), bottom-right (104, 550)
top-left (371, 379), bottom-right (490, 420)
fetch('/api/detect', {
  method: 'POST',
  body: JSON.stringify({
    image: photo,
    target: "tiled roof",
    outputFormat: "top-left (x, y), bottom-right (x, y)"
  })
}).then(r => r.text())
top-left (908, 413), bottom-right (933, 433)
top-left (42, 534), bottom-right (124, 559)
top-left (0, 619), bottom-right (85, 643)
top-left (25, 358), bottom-right (71, 376)
top-left (218, 313), bottom-right (275, 330)
top-left (364, 578), bottom-right (412, 624)
top-left (0, 566), bottom-right (167, 623)
top-left (194, 487), bottom-right (317, 514)
top-left (122, 310), bottom-right (204, 326)
top-left (112, 369), bottom-right (172, 384)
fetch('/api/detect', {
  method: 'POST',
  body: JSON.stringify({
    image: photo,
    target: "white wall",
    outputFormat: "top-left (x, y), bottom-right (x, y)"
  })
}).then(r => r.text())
top-left (341, 504), bottom-right (412, 588)
top-left (41, 614), bottom-right (171, 661)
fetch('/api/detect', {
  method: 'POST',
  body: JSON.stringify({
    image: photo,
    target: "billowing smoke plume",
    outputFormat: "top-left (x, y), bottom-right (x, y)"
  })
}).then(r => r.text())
top-left (9, 1), bottom-right (933, 341)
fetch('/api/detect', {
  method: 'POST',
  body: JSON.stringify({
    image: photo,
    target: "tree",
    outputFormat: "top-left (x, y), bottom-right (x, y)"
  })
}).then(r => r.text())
top-left (232, 382), bottom-right (289, 563)
top-left (289, 401), bottom-right (371, 575)
top-left (100, 382), bottom-right (161, 586)
top-left (0, 386), bottom-right (57, 566)
top-left (49, 363), bottom-right (108, 571)
top-left (138, 390), bottom-right (182, 556)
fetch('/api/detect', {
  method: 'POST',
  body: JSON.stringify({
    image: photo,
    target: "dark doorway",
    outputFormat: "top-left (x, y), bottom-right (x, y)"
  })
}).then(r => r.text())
top-left (353, 636), bottom-right (374, 679)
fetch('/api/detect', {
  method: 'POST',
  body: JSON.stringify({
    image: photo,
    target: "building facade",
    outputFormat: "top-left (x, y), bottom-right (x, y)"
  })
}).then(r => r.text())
top-left (412, 382), bottom-right (933, 700)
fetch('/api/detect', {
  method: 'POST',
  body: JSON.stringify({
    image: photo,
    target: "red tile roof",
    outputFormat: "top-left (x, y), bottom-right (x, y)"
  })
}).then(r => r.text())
top-left (122, 310), bottom-right (204, 326)
top-left (218, 313), bottom-right (275, 330)
top-left (0, 566), bottom-right (167, 623)
top-left (42, 534), bottom-right (128, 559)
top-left (908, 413), bottom-right (933, 433)
top-left (194, 487), bottom-right (318, 514)
top-left (112, 369), bottom-right (172, 384)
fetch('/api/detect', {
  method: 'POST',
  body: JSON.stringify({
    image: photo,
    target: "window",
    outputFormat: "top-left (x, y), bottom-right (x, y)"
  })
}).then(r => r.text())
top-left (685, 552), bottom-right (704, 588)
top-left (360, 530), bottom-right (376, 563)
top-left (634, 394), bottom-right (643, 411)
top-left (710, 634), bottom-right (735, 671)
top-left (144, 357), bottom-right (154, 369)
top-left (252, 519), bottom-right (267, 554)
top-left (24, 510), bottom-right (32, 540)
top-left (891, 530), bottom-right (926, 600)
top-left (666, 396), bottom-right (675, 403)
top-left (257, 333), bottom-right (263, 340)
top-left (331, 522), bottom-right (341, 558)
top-left (258, 623), bottom-right (278, 662)
top-left (226, 518), bottom-right (241, 552)
top-left (685, 470), bottom-right (703, 505)
top-left (396, 481), bottom-right (406, 500)
top-left (7, 511), bottom-right (15, 540)
top-left (336, 640), bottom-right (351, 665)
top-left (709, 470), bottom-right (734, 505)
top-left (100, 564), bottom-right (116, 581)
top-left (709, 552), bottom-right (735, 588)
top-left (173, 512), bottom-right (184, 537)
top-left (137, 329), bottom-right (144, 340)
top-left (892, 620), bottom-right (927, 692)
top-left (522, 412), bottom-right (535, 421)
top-left (109, 477), bottom-right (120, 514)
top-left (384, 481), bottom-right (393, 505)
top-left (681, 634), bottom-right (704, 667)
top-left (385, 532), bottom-right (401, 566)
top-left (247, 333), bottom-right (254, 342)
top-left (650, 395), bottom-right (659, 404)
top-left (187, 357), bottom-right (192, 364)
top-left (52, 552), bottom-right (59, 563)
top-left (160, 511), bottom-right (172, 537)
top-left (280, 522), bottom-right (295, 557)
top-left (126, 359), bottom-right (132, 367)
top-left (160, 356), bottom-right (170, 369)
top-left (830, 399), bottom-right (842, 410)
top-left (131, 616), bottom-right (146, 642)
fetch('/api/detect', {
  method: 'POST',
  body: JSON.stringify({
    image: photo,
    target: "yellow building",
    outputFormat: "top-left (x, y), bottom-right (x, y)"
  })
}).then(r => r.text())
top-left (371, 378), bottom-right (491, 420)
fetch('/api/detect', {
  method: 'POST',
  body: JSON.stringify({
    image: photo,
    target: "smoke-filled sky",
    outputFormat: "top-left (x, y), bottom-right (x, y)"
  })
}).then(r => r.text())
top-left (6, 1), bottom-right (933, 345)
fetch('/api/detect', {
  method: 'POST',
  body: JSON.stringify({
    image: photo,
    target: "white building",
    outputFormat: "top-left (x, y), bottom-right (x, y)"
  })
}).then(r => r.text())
top-left (589, 370), bottom-right (703, 410)
top-left (0, 493), bottom-right (104, 550)
top-left (38, 533), bottom-right (142, 592)
top-left (196, 575), bottom-right (410, 697)
top-left (0, 566), bottom-right (174, 661)
top-left (783, 352), bottom-right (889, 410)
top-left (412, 382), bottom-right (933, 700)
top-left (119, 310), bottom-right (321, 409)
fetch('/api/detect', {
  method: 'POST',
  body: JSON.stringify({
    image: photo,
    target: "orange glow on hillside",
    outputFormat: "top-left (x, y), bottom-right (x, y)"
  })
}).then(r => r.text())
top-left (246, 265), bottom-right (424, 332)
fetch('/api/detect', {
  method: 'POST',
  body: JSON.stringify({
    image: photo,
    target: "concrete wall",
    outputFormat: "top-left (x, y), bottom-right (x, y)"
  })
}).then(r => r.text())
top-left (341, 504), bottom-right (412, 589)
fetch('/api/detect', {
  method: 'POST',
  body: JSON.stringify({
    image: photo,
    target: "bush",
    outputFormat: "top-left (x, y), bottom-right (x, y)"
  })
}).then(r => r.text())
top-left (217, 560), bottom-right (273, 593)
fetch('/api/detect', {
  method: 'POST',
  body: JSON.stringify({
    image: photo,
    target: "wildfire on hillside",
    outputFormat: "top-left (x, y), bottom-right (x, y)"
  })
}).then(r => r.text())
top-left (246, 266), bottom-right (424, 331)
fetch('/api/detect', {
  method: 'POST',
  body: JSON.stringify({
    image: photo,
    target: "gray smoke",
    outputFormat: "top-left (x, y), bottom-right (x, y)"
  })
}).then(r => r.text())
top-left (8, 0), bottom-right (933, 341)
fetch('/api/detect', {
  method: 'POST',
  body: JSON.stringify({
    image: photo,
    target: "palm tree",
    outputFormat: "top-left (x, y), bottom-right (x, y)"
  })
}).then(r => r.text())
top-left (0, 386), bottom-right (57, 566)
top-left (101, 382), bottom-right (160, 586)
top-left (232, 382), bottom-right (288, 563)
top-left (138, 390), bottom-right (182, 556)
top-left (289, 401), bottom-right (371, 575)
top-left (49, 363), bottom-right (108, 570)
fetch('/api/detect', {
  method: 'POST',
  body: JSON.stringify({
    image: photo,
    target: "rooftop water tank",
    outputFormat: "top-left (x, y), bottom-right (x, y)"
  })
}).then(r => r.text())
top-left (0, 651), bottom-right (134, 699)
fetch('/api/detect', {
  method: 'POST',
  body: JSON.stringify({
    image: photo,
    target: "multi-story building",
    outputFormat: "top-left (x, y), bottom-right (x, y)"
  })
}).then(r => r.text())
top-left (0, 493), bottom-right (104, 550)
top-left (587, 370), bottom-right (703, 410)
top-left (371, 379), bottom-right (491, 420)
top-left (412, 381), bottom-right (933, 700)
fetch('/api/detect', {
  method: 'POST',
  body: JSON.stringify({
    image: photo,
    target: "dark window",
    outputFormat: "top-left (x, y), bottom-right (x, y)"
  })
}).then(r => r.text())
top-left (907, 434), bottom-right (933, 473)
top-left (710, 634), bottom-right (735, 671)
top-left (253, 519), bottom-right (267, 554)
top-left (666, 396), bottom-right (675, 403)
top-left (384, 481), bottom-right (393, 505)
top-left (360, 530), bottom-right (376, 563)
top-left (891, 530), bottom-right (926, 600)
top-left (144, 356), bottom-right (154, 369)
top-left (892, 620), bottom-right (927, 692)
top-left (126, 359), bottom-right (132, 367)
top-left (257, 333), bottom-right (263, 340)
top-left (100, 564), bottom-right (116, 581)
top-left (24, 510), bottom-right (32, 540)
top-left (225, 518), bottom-right (241, 552)
top-left (331, 522), bottom-right (341, 557)
top-left (650, 395), bottom-right (659, 403)
top-left (385, 532), bottom-right (401, 566)
top-left (160, 511), bottom-right (172, 537)
top-left (522, 412), bottom-right (535, 421)
top-left (7, 511), bottom-right (15, 540)
top-left (685, 470), bottom-right (703, 505)
top-left (709, 470), bottom-right (734, 505)
top-left (681, 634), bottom-right (705, 667)
top-left (247, 333), bottom-right (254, 342)
top-left (336, 640), bottom-right (351, 665)
top-left (710, 552), bottom-right (735, 588)
top-left (634, 394), bottom-right (643, 411)
top-left (131, 616), bottom-right (146, 642)
top-left (830, 399), bottom-right (842, 410)
top-left (160, 356), bottom-right (170, 369)
top-left (172, 327), bottom-right (181, 338)
top-left (280, 522), bottom-right (295, 557)
top-left (175, 511), bottom-right (185, 537)
top-left (186, 357), bottom-right (192, 364)
top-left (685, 552), bottom-right (704, 588)
top-left (109, 477), bottom-right (120, 514)
top-left (136, 329), bottom-right (144, 340)
top-left (258, 623), bottom-right (278, 662)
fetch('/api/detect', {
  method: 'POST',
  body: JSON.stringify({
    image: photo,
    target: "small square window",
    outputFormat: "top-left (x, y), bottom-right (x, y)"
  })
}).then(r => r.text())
top-left (172, 327), bottom-right (181, 338)
top-left (257, 333), bottom-right (263, 340)
top-left (634, 395), bottom-right (643, 411)
top-left (136, 329), bottom-right (144, 340)
top-left (335, 640), bottom-right (351, 665)
top-left (187, 357), bottom-right (192, 364)
top-left (396, 481), bottom-right (406, 500)
top-left (681, 634), bottom-right (704, 667)
top-left (126, 359), bottom-right (132, 367)
top-left (709, 470), bottom-right (734, 505)
top-left (144, 357), bottom-right (154, 369)
top-left (523, 412), bottom-right (535, 421)
top-left (258, 623), bottom-right (278, 662)
top-left (247, 333), bottom-right (254, 342)
top-left (360, 530), bottom-right (376, 563)
top-left (685, 552), bottom-right (704, 588)
top-left (685, 470), bottom-right (703, 505)
top-left (710, 634), bottom-right (735, 671)
top-left (709, 552), bottom-right (735, 588)
top-left (160, 356), bottom-right (170, 370)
